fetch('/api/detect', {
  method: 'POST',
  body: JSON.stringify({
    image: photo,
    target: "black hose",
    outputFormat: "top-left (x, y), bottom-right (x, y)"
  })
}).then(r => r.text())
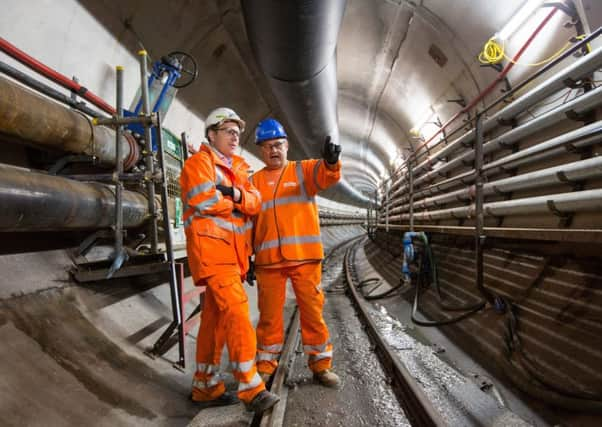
top-left (425, 241), bottom-right (486, 313)
top-left (504, 305), bottom-right (602, 403)
top-left (499, 356), bottom-right (602, 412)
top-left (357, 277), bottom-right (380, 289)
top-left (410, 236), bottom-right (485, 327)
top-left (365, 283), bottom-right (405, 300)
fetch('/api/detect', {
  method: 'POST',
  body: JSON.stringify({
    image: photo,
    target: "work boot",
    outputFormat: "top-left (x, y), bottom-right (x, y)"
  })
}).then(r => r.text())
top-left (245, 390), bottom-right (280, 414)
top-left (313, 369), bottom-right (341, 388)
top-left (191, 391), bottom-right (239, 409)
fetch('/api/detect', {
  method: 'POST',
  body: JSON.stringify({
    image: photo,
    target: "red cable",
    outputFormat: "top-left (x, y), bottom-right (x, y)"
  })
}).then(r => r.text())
top-left (0, 37), bottom-right (116, 114)
top-left (393, 6), bottom-right (559, 181)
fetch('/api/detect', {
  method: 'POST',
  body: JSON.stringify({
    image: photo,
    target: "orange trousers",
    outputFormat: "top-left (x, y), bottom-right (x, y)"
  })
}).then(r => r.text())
top-left (192, 270), bottom-right (265, 404)
top-left (256, 262), bottom-right (333, 374)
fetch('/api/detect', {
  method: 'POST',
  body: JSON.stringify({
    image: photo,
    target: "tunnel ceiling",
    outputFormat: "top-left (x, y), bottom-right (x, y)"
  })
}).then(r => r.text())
top-left (74, 0), bottom-right (569, 206)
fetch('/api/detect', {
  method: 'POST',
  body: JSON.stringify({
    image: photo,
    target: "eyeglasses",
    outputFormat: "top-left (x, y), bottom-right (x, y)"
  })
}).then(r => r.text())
top-left (217, 127), bottom-right (241, 138)
top-left (260, 140), bottom-right (286, 151)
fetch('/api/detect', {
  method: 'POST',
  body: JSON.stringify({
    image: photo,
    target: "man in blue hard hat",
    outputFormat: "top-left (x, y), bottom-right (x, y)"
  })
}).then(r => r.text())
top-left (250, 118), bottom-right (343, 388)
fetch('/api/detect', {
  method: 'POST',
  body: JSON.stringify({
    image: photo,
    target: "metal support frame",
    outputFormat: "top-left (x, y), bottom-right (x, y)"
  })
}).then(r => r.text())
top-left (385, 182), bottom-right (390, 232)
top-left (108, 66), bottom-right (126, 278)
top-left (474, 112), bottom-right (496, 305)
top-left (147, 111), bottom-right (184, 366)
top-left (147, 260), bottom-right (203, 369)
top-left (138, 50), bottom-right (159, 253)
top-left (409, 161), bottom-right (414, 232)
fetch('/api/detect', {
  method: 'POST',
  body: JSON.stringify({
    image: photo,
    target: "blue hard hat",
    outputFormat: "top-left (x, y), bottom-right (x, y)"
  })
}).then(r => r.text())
top-left (255, 118), bottom-right (287, 144)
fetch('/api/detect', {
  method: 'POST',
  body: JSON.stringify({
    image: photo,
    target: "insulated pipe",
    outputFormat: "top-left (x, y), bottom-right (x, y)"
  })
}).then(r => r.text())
top-left (389, 45), bottom-right (602, 193)
top-left (413, 86), bottom-right (602, 189)
top-left (390, 122), bottom-right (602, 213)
top-left (389, 114), bottom-right (602, 206)
top-left (389, 189), bottom-right (602, 222)
top-left (242, 0), bottom-right (370, 207)
top-left (0, 164), bottom-right (149, 231)
top-left (0, 76), bottom-right (139, 169)
top-left (388, 129), bottom-right (602, 212)
top-left (395, 154), bottom-right (602, 213)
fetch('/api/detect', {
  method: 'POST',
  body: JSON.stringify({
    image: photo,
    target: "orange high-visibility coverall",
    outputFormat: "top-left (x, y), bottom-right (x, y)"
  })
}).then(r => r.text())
top-left (180, 143), bottom-right (264, 404)
top-left (251, 159), bottom-right (341, 374)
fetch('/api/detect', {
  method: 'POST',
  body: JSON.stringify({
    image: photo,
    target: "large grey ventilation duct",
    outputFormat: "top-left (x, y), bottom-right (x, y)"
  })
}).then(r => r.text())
top-left (242, 0), bottom-right (370, 207)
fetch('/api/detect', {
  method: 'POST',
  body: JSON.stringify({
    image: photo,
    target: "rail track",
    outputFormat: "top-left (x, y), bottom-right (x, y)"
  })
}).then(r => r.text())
top-left (253, 235), bottom-right (445, 427)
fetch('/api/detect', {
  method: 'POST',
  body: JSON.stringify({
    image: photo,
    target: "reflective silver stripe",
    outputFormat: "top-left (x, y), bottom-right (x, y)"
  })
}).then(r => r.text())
top-left (189, 193), bottom-right (220, 214)
top-left (205, 215), bottom-right (253, 234)
top-left (184, 214), bottom-right (195, 228)
top-left (259, 162), bottom-right (315, 212)
top-left (303, 342), bottom-right (330, 353)
top-left (257, 352), bottom-right (279, 362)
top-left (295, 161), bottom-right (308, 199)
top-left (215, 166), bottom-right (225, 185)
top-left (261, 195), bottom-right (313, 212)
top-left (255, 234), bottom-right (322, 253)
top-left (238, 372), bottom-right (262, 392)
top-left (197, 363), bottom-right (220, 374)
top-left (184, 213), bottom-right (253, 234)
top-left (313, 160), bottom-right (325, 192)
top-left (308, 350), bottom-right (333, 362)
top-left (259, 343), bottom-right (283, 352)
top-left (192, 375), bottom-right (221, 390)
top-left (184, 181), bottom-right (213, 206)
top-left (231, 359), bottom-right (254, 373)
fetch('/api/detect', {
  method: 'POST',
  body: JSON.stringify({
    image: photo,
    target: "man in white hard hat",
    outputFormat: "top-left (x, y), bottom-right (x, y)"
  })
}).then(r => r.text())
top-left (180, 107), bottom-right (279, 413)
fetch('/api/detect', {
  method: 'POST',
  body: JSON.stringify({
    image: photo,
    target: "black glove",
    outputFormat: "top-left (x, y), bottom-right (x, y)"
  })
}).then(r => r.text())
top-left (322, 136), bottom-right (341, 164)
top-left (246, 256), bottom-right (256, 286)
top-left (215, 184), bottom-right (233, 198)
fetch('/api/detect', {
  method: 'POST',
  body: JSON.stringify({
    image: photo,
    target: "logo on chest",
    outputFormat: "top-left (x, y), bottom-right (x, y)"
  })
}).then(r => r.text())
top-left (282, 181), bottom-right (297, 188)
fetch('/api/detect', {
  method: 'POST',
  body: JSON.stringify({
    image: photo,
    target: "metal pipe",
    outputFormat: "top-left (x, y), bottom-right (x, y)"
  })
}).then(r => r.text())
top-left (383, 7), bottom-right (561, 188)
top-left (389, 44), bottom-right (602, 192)
top-left (0, 163), bottom-right (149, 231)
top-left (409, 160), bottom-right (414, 232)
top-left (483, 26), bottom-right (602, 117)
top-left (390, 123), bottom-right (602, 212)
top-left (391, 189), bottom-right (602, 222)
top-left (385, 181), bottom-right (389, 232)
top-left (0, 60), bottom-right (104, 118)
top-left (375, 223), bottom-right (602, 244)
top-left (474, 112), bottom-right (493, 304)
top-left (0, 75), bottom-right (139, 168)
top-left (0, 36), bottom-right (116, 115)
top-left (114, 66), bottom-right (124, 258)
top-left (485, 121), bottom-right (602, 171)
top-left (400, 156), bottom-right (602, 213)
top-left (414, 86), bottom-right (602, 189)
top-left (138, 50), bottom-right (159, 253)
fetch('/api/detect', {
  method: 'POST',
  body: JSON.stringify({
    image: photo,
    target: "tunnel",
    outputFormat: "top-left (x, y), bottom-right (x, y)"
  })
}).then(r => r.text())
top-left (1, 0), bottom-right (601, 426)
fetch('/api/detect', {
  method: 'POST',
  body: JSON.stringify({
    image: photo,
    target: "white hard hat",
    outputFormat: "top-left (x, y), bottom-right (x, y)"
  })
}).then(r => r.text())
top-left (205, 107), bottom-right (246, 133)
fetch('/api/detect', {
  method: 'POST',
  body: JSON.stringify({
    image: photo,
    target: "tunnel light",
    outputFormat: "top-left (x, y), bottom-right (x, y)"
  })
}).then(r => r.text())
top-left (497, 0), bottom-right (545, 41)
